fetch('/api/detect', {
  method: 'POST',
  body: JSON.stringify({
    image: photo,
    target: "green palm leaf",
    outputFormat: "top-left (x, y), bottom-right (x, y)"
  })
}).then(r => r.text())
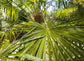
top-left (0, 20), bottom-right (84, 61)
top-left (0, 0), bottom-right (84, 61)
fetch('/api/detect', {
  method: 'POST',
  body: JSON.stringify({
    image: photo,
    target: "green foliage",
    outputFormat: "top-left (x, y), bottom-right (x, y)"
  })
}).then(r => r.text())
top-left (0, 19), bottom-right (84, 61)
top-left (5, 7), bottom-right (19, 21)
top-left (53, 8), bottom-right (77, 21)
top-left (73, 0), bottom-right (84, 6)
top-left (0, 0), bottom-right (84, 61)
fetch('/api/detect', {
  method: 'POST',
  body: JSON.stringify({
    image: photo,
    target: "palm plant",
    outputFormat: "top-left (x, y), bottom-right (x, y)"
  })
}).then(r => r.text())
top-left (0, 0), bottom-right (84, 61)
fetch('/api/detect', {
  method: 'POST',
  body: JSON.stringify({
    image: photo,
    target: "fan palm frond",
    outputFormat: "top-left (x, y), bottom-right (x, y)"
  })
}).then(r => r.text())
top-left (0, 19), bottom-right (84, 61)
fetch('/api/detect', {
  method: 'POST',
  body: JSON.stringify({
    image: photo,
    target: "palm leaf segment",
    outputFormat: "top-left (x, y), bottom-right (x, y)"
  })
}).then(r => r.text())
top-left (0, 19), bottom-right (84, 61)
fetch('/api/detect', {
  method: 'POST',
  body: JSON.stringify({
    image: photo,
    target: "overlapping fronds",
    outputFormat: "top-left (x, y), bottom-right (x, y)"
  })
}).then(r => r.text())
top-left (0, 18), bottom-right (84, 61)
top-left (0, 0), bottom-right (84, 61)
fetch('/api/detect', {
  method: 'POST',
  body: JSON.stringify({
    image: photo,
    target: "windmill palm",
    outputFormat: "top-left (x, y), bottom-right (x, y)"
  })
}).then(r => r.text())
top-left (0, 0), bottom-right (84, 61)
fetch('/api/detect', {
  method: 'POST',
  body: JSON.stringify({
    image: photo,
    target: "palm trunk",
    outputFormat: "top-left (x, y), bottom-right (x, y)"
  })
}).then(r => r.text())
top-left (63, 0), bottom-right (66, 8)
top-left (0, 20), bottom-right (2, 31)
top-left (78, 4), bottom-right (84, 17)
top-left (0, 9), bottom-right (2, 31)
top-left (10, 0), bottom-right (12, 21)
top-left (58, 0), bottom-right (60, 9)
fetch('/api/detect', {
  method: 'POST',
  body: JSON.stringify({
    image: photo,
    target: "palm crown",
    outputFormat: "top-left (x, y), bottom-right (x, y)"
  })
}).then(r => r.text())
top-left (0, 0), bottom-right (84, 61)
